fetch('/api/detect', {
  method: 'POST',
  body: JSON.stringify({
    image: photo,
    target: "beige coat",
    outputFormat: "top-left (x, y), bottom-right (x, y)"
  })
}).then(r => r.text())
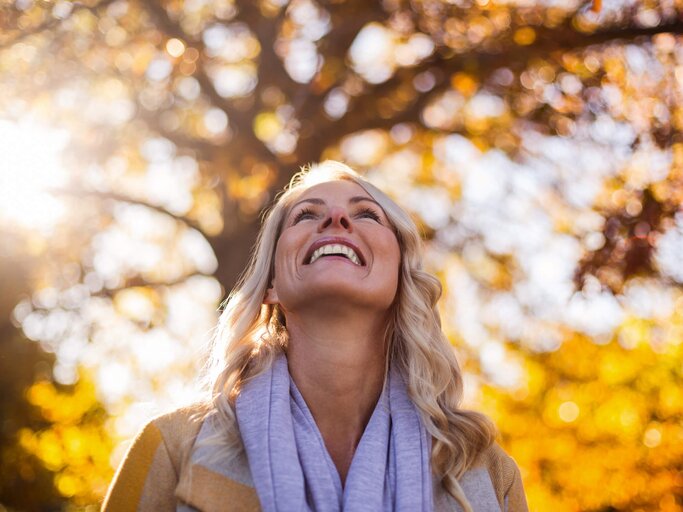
top-left (102, 405), bottom-right (528, 512)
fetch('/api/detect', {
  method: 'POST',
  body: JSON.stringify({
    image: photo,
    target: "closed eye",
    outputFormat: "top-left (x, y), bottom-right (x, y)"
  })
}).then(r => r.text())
top-left (293, 207), bottom-right (318, 224)
top-left (355, 207), bottom-right (382, 223)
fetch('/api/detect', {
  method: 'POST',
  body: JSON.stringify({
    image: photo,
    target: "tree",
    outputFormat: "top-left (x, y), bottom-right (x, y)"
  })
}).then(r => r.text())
top-left (1, 0), bottom-right (682, 509)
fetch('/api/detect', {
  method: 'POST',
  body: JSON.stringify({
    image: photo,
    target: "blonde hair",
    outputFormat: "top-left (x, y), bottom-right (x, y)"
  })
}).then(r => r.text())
top-left (199, 160), bottom-right (495, 511)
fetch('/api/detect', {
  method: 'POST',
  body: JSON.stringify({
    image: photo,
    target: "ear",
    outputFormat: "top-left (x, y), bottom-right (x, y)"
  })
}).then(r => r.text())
top-left (263, 284), bottom-right (279, 305)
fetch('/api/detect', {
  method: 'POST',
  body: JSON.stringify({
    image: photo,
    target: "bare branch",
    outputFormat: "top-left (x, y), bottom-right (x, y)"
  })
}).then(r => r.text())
top-left (293, 0), bottom-right (388, 117)
top-left (91, 271), bottom-right (214, 298)
top-left (142, 0), bottom-right (277, 165)
top-left (0, 0), bottom-right (118, 50)
top-left (297, 17), bottom-right (683, 149)
top-left (53, 187), bottom-right (207, 235)
top-left (135, 105), bottom-right (218, 159)
top-left (233, 0), bottom-right (295, 99)
top-left (514, 19), bottom-right (683, 54)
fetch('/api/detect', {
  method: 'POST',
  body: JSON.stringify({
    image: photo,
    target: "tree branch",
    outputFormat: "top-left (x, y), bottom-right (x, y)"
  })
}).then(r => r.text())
top-left (142, 0), bottom-right (277, 166)
top-left (233, 0), bottom-right (295, 99)
top-left (90, 271), bottom-right (214, 298)
top-left (0, 0), bottom-right (118, 50)
top-left (293, 0), bottom-right (388, 118)
top-left (301, 17), bottom-right (683, 145)
top-left (134, 104), bottom-right (218, 159)
top-left (514, 19), bottom-right (683, 55)
top-left (53, 187), bottom-right (207, 235)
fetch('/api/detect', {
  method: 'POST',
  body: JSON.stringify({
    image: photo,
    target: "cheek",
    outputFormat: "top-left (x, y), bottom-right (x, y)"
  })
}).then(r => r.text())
top-left (378, 236), bottom-right (401, 280)
top-left (386, 234), bottom-right (401, 264)
top-left (272, 229), bottom-right (308, 281)
top-left (270, 246), bottom-right (291, 292)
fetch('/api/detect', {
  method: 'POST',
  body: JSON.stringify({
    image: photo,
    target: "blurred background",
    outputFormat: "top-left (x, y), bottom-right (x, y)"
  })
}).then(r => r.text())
top-left (1, 0), bottom-right (682, 510)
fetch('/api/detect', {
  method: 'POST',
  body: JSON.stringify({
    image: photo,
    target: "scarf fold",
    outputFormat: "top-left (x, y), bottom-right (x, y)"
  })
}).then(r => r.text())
top-left (235, 353), bottom-right (433, 512)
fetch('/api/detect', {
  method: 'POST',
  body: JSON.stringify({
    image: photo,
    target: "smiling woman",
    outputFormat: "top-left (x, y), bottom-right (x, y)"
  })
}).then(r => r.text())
top-left (103, 160), bottom-right (528, 512)
top-left (0, 119), bottom-right (69, 232)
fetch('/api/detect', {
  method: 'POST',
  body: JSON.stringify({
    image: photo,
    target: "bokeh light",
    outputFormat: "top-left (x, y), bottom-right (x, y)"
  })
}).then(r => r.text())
top-left (0, 120), bottom-right (69, 232)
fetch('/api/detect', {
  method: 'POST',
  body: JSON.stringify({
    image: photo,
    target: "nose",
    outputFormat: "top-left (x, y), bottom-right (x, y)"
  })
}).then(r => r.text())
top-left (318, 206), bottom-right (352, 232)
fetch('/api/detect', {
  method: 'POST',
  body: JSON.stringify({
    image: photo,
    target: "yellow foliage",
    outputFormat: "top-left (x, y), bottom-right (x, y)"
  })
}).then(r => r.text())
top-left (72, 9), bottom-right (98, 33)
top-left (658, 383), bottom-right (683, 417)
top-left (598, 349), bottom-right (642, 384)
top-left (481, 328), bottom-right (683, 509)
top-left (253, 111), bottom-right (282, 142)
top-left (21, 373), bottom-right (114, 505)
top-left (190, 187), bottom-right (224, 236)
top-left (450, 73), bottom-right (478, 97)
top-left (513, 27), bottom-right (536, 46)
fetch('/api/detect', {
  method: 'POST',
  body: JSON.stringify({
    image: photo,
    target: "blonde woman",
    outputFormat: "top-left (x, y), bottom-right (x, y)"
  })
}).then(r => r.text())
top-left (103, 161), bottom-right (528, 512)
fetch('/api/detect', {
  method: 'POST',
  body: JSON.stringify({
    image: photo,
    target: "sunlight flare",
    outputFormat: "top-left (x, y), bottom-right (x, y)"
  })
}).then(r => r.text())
top-left (0, 119), bottom-right (70, 232)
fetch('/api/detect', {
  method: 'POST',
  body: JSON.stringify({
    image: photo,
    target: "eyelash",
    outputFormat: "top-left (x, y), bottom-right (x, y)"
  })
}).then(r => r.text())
top-left (293, 208), bottom-right (316, 224)
top-left (356, 207), bottom-right (382, 222)
top-left (292, 207), bottom-right (383, 224)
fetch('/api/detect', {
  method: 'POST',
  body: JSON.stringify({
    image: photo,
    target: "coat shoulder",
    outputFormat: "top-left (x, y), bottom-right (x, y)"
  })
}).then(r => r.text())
top-left (101, 403), bottom-right (209, 512)
top-left (149, 403), bottom-right (208, 472)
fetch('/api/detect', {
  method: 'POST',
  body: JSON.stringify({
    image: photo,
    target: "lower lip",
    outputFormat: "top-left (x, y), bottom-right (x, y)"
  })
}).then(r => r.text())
top-left (309, 255), bottom-right (361, 266)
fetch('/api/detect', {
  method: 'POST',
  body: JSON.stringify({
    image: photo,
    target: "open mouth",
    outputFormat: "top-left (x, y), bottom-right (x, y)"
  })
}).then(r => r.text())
top-left (304, 239), bottom-right (365, 266)
top-left (309, 244), bottom-right (361, 265)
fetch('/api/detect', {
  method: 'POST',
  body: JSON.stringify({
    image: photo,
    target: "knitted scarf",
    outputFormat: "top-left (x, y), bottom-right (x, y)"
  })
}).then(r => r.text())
top-left (235, 352), bottom-right (433, 512)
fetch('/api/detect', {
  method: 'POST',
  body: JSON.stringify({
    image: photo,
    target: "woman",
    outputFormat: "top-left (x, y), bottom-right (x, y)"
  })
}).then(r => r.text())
top-left (102, 161), bottom-right (528, 512)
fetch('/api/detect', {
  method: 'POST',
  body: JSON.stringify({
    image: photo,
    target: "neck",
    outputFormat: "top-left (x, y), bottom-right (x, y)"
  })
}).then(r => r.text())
top-left (284, 308), bottom-right (389, 484)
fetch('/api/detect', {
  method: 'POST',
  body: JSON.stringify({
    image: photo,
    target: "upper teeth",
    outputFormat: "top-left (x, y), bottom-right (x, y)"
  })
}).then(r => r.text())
top-left (309, 244), bottom-right (361, 265)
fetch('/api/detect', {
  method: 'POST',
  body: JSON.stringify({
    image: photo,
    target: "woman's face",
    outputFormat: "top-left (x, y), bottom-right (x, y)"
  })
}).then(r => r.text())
top-left (265, 180), bottom-right (401, 315)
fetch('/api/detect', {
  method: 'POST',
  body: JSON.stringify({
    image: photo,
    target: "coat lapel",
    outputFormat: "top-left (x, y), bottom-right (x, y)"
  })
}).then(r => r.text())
top-left (175, 414), bottom-right (261, 512)
top-left (176, 463), bottom-right (260, 512)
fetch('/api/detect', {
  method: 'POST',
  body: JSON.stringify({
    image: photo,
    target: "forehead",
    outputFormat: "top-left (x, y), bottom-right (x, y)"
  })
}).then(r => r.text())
top-left (295, 179), bottom-right (372, 202)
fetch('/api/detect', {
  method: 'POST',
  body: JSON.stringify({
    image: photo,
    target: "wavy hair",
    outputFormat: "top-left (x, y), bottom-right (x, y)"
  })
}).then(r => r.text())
top-left (199, 160), bottom-right (495, 511)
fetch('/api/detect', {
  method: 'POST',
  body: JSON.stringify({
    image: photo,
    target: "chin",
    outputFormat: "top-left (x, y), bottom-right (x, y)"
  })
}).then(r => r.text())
top-left (295, 282), bottom-right (396, 313)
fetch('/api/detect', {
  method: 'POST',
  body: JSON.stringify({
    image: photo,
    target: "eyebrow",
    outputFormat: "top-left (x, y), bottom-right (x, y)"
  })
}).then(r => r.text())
top-left (290, 196), bottom-right (382, 210)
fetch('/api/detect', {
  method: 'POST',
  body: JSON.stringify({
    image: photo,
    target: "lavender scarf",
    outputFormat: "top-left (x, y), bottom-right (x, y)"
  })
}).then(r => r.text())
top-left (235, 353), bottom-right (433, 512)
